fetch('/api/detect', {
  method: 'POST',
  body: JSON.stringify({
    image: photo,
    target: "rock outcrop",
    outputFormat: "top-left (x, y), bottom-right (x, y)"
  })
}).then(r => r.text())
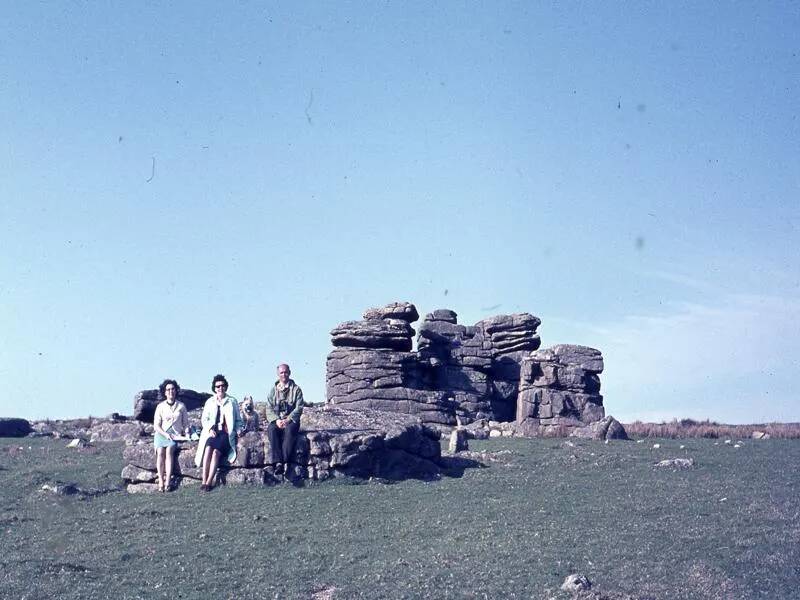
top-left (417, 311), bottom-right (541, 423)
top-left (327, 302), bottom-right (455, 425)
top-left (0, 418), bottom-right (32, 437)
top-left (516, 344), bottom-right (607, 436)
top-left (122, 405), bottom-right (443, 491)
top-left (327, 303), bottom-right (543, 427)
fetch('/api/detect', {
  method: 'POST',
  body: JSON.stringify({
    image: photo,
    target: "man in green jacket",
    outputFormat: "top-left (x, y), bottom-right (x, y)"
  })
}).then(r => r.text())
top-left (265, 363), bottom-right (305, 474)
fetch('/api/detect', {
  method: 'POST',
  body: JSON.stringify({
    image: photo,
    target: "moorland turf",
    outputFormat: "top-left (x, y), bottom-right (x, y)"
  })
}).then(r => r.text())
top-left (1, 436), bottom-right (798, 599)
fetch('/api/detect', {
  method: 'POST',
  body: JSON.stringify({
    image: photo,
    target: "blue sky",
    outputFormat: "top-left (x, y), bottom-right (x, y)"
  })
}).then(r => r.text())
top-left (1, 2), bottom-right (798, 423)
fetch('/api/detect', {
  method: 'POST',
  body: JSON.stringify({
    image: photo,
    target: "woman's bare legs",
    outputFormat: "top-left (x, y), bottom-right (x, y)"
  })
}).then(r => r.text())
top-left (155, 447), bottom-right (166, 491)
top-left (165, 445), bottom-right (176, 490)
top-left (201, 445), bottom-right (214, 486)
top-left (206, 449), bottom-right (221, 488)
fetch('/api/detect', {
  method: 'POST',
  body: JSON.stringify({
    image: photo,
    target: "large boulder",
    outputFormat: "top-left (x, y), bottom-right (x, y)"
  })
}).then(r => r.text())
top-left (132, 389), bottom-right (210, 422)
top-left (516, 344), bottom-right (606, 437)
top-left (476, 313), bottom-right (542, 355)
top-left (330, 319), bottom-right (415, 351)
top-left (570, 416), bottom-right (629, 441)
top-left (0, 418), bottom-right (32, 437)
top-left (362, 301), bottom-right (419, 322)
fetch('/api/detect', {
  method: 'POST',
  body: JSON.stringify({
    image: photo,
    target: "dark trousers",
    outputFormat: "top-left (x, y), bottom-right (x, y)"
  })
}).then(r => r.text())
top-left (267, 419), bottom-right (300, 465)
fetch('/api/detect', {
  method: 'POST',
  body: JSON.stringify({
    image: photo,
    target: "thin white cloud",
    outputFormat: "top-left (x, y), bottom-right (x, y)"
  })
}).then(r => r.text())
top-left (639, 268), bottom-right (721, 294)
top-left (594, 292), bottom-right (800, 423)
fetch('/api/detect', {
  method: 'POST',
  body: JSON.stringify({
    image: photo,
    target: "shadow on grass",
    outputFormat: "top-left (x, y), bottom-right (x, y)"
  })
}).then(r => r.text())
top-left (438, 454), bottom-right (485, 477)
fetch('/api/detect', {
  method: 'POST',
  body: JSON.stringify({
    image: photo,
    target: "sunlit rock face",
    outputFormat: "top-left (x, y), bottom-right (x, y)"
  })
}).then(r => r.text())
top-left (327, 301), bottom-right (454, 425)
top-left (326, 302), bottom-right (616, 438)
top-left (516, 344), bottom-right (607, 436)
top-left (327, 302), bottom-right (548, 427)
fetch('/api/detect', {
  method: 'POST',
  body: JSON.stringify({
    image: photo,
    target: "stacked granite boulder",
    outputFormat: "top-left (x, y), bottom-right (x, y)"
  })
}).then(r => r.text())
top-left (122, 406), bottom-right (443, 491)
top-left (515, 344), bottom-right (607, 436)
top-left (475, 313), bottom-right (542, 421)
top-left (328, 303), bottom-right (543, 426)
top-left (416, 310), bottom-right (495, 423)
top-left (327, 302), bottom-right (455, 425)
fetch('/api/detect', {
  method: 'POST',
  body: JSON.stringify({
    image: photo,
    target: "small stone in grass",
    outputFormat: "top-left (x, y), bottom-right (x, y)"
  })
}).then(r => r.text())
top-left (561, 573), bottom-right (591, 593)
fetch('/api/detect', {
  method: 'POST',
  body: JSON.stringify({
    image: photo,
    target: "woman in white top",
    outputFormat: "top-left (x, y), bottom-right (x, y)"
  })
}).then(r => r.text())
top-left (153, 379), bottom-right (189, 492)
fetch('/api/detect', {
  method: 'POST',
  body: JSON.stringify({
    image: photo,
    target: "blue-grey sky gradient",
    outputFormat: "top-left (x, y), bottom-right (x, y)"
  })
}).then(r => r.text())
top-left (1, 3), bottom-right (798, 422)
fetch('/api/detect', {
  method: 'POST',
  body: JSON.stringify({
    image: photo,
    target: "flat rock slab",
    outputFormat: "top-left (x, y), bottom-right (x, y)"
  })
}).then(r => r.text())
top-left (123, 406), bottom-right (443, 491)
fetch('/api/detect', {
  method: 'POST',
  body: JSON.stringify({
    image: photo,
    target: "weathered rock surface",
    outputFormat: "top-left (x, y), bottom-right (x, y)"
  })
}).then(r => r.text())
top-left (327, 304), bottom-right (457, 426)
top-left (330, 320), bottom-right (415, 351)
top-left (448, 429), bottom-right (468, 453)
top-left (570, 416), bottom-right (629, 441)
top-left (0, 418), bottom-right (32, 437)
top-left (516, 345), bottom-right (609, 437)
top-left (561, 574), bottom-right (592, 593)
top-left (328, 302), bottom-right (544, 426)
top-left (122, 406), bottom-right (443, 490)
top-left (132, 388), bottom-right (210, 422)
top-left (362, 301), bottom-right (419, 323)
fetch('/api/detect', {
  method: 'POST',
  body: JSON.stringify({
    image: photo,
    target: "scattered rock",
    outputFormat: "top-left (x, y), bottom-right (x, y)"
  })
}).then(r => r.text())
top-left (561, 573), bottom-right (592, 593)
top-left (751, 431), bottom-right (770, 440)
top-left (310, 585), bottom-right (337, 600)
top-left (66, 438), bottom-right (88, 449)
top-left (126, 483), bottom-right (160, 494)
top-left (654, 458), bottom-right (695, 470)
top-left (41, 482), bottom-right (81, 496)
top-left (41, 481), bottom-right (117, 498)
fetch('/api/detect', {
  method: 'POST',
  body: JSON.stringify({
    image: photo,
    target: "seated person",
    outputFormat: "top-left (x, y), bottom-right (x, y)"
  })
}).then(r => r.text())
top-left (153, 378), bottom-right (189, 492)
top-left (194, 374), bottom-right (243, 491)
top-left (265, 363), bottom-right (305, 474)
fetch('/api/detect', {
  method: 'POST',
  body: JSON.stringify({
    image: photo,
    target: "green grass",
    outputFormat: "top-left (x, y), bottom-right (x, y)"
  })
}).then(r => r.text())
top-left (1, 436), bottom-right (798, 599)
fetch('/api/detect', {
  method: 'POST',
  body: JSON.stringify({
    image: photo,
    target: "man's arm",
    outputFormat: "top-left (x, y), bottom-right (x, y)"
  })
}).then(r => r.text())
top-left (264, 386), bottom-right (278, 423)
top-left (288, 386), bottom-right (305, 423)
